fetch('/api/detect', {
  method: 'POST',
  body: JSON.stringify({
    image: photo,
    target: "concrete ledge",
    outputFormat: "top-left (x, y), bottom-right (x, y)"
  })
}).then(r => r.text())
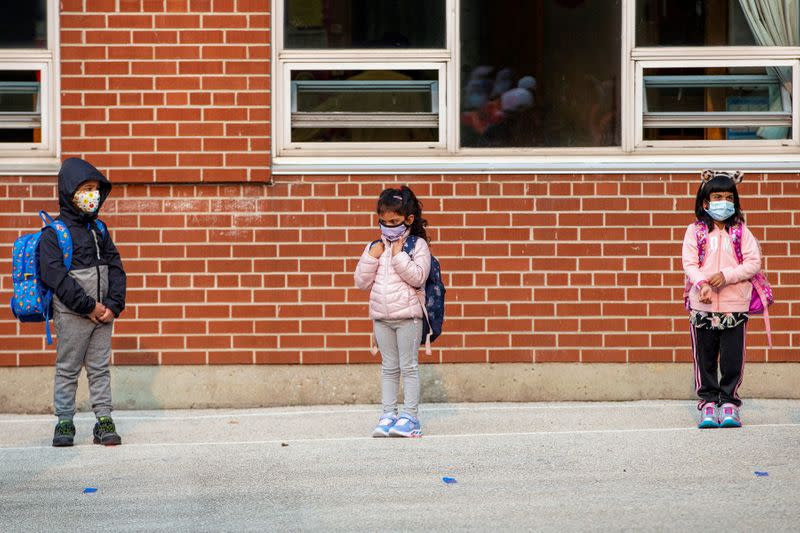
top-left (2, 363), bottom-right (799, 414)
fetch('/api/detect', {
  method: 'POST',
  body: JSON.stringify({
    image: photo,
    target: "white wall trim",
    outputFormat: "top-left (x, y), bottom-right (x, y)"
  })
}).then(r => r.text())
top-left (272, 154), bottom-right (800, 175)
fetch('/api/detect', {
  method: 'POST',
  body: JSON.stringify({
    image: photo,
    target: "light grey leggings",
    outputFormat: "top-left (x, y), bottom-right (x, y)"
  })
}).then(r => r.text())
top-left (373, 318), bottom-right (423, 417)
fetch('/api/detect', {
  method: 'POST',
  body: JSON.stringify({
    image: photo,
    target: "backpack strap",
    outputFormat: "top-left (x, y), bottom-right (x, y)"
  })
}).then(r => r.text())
top-left (40, 211), bottom-right (73, 271)
top-left (39, 211), bottom-right (73, 345)
top-left (416, 291), bottom-right (433, 356)
top-left (95, 219), bottom-right (108, 240)
top-left (402, 235), bottom-right (432, 354)
top-left (753, 281), bottom-right (772, 348)
top-left (730, 223), bottom-right (744, 263)
top-left (368, 238), bottom-right (383, 356)
top-left (694, 220), bottom-right (708, 267)
top-left (731, 223), bottom-right (772, 347)
top-left (403, 235), bottom-right (418, 258)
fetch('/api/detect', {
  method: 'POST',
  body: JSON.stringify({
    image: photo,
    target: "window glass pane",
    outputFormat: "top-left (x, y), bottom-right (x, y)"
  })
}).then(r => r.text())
top-left (636, 0), bottom-right (797, 47)
top-left (0, 1), bottom-right (47, 49)
top-left (291, 127), bottom-right (438, 142)
top-left (285, 0), bottom-right (445, 49)
top-left (290, 70), bottom-right (439, 143)
top-left (0, 71), bottom-right (41, 143)
top-left (460, 0), bottom-right (621, 148)
top-left (643, 66), bottom-right (792, 141)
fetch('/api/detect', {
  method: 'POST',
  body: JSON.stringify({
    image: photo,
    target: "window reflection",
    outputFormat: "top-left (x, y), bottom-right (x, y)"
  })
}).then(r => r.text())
top-left (285, 0), bottom-right (446, 49)
top-left (460, 0), bottom-right (621, 148)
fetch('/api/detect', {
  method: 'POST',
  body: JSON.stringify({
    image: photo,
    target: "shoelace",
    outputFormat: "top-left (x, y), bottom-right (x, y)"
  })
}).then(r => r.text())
top-left (97, 418), bottom-right (116, 433)
top-left (56, 422), bottom-right (74, 436)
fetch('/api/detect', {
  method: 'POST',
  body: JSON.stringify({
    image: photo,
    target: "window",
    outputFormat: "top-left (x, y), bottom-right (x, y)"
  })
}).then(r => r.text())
top-left (276, 1), bottom-right (449, 154)
top-left (460, 0), bottom-right (621, 148)
top-left (290, 68), bottom-right (443, 144)
top-left (632, 0), bottom-right (800, 150)
top-left (0, 1), bottom-right (59, 171)
top-left (273, 0), bottom-right (800, 170)
top-left (637, 63), bottom-right (796, 145)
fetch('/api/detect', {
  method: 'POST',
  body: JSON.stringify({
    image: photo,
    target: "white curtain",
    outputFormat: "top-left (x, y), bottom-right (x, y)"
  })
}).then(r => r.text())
top-left (739, 0), bottom-right (799, 138)
top-left (739, 0), bottom-right (799, 48)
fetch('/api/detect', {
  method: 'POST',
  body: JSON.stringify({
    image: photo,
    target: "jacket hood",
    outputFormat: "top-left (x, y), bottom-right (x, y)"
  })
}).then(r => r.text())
top-left (58, 158), bottom-right (112, 222)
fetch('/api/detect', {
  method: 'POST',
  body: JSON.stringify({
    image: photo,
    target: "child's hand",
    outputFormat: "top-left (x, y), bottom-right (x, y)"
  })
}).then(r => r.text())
top-left (89, 302), bottom-right (107, 324)
top-left (707, 272), bottom-right (726, 288)
top-left (699, 284), bottom-right (712, 304)
top-left (369, 241), bottom-right (384, 258)
top-left (99, 308), bottom-right (115, 323)
top-left (391, 238), bottom-right (405, 256)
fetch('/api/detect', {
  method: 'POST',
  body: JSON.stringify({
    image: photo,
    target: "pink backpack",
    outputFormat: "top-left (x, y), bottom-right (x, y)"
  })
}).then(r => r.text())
top-left (683, 221), bottom-right (774, 346)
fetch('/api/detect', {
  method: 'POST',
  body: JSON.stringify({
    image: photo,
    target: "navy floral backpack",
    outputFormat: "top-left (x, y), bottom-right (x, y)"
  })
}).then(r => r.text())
top-left (403, 235), bottom-right (445, 354)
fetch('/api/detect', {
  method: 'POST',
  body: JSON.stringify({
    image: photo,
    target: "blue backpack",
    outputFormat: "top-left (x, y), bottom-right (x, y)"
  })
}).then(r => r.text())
top-left (403, 235), bottom-right (445, 354)
top-left (10, 211), bottom-right (106, 344)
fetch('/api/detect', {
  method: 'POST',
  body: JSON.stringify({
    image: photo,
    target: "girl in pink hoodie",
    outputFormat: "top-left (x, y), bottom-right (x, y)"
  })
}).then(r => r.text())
top-left (682, 170), bottom-right (761, 429)
top-left (355, 186), bottom-right (431, 438)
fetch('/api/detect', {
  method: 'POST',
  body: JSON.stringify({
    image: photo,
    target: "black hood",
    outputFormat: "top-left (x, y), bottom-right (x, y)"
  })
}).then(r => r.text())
top-left (58, 158), bottom-right (112, 223)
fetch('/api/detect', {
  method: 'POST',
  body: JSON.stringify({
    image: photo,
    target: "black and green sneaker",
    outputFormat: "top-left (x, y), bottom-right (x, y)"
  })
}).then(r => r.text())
top-left (93, 416), bottom-right (122, 446)
top-left (53, 420), bottom-right (76, 447)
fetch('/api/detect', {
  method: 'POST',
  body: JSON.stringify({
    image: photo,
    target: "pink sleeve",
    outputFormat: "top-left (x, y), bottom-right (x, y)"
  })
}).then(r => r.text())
top-left (682, 224), bottom-right (707, 288)
top-left (354, 243), bottom-right (379, 291)
top-left (391, 238), bottom-right (431, 289)
top-left (721, 226), bottom-right (762, 284)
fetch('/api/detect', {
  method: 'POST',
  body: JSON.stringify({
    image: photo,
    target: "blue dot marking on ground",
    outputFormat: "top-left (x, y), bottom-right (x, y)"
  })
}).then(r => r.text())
top-left (754, 472), bottom-right (769, 477)
top-left (442, 477), bottom-right (458, 484)
top-left (83, 487), bottom-right (98, 493)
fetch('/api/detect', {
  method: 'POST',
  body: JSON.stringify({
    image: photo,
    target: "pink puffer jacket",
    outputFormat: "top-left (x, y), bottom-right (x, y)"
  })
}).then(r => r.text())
top-left (354, 233), bottom-right (431, 321)
top-left (682, 222), bottom-right (761, 313)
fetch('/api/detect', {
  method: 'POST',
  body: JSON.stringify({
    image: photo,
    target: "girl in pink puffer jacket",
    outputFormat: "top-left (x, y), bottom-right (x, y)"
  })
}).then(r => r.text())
top-left (682, 170), bottom-right (762, 430)
top-left (354, 186), bottom-right (431, 438)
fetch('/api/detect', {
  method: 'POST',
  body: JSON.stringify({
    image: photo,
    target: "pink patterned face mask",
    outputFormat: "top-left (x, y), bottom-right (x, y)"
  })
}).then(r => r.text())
top-left (379, 221), bottom-right (408, 242)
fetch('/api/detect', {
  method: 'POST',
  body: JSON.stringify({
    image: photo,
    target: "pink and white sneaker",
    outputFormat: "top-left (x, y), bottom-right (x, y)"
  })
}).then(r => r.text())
top-left (698, 402), bottom-right (719, 429)
top-left (719, 403), bottom-right (742, 428)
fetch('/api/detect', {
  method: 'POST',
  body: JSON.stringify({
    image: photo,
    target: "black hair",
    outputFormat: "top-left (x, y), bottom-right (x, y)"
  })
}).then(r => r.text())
top-left (694, 172), bottom-right (745, 232)
top-left (376, 185), bottom-right (429, 243)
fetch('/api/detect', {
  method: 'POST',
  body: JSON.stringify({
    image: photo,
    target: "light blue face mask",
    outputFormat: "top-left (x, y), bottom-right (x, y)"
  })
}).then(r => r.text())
top-left (705, 200), bottom-right (735, 221)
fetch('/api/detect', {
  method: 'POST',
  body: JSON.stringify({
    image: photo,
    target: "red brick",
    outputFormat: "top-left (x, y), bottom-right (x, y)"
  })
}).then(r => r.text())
top-left (209, 351), bottom-right (253, 364)
top-left (162, 351), bottom-right (206, 364)
top-left (203, 15), bottom-right (247, 28)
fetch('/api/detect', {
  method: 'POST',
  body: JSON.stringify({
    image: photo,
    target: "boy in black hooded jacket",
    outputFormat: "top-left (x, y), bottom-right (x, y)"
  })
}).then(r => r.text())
top-left (39, 158), bottom-right (126, 447)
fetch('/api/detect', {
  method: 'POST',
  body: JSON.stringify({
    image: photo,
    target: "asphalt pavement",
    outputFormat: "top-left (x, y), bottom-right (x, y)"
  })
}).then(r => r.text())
top-left (1, 400), bottom-right (798, 532)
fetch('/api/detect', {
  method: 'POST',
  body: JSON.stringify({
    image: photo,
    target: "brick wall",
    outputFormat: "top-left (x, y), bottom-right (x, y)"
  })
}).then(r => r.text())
top-left (2, 174), bottom-right (799, 367)
top-left (1, 3), bottom-right (798, 368)
top-left (60, 0), bottom-right (270, 183)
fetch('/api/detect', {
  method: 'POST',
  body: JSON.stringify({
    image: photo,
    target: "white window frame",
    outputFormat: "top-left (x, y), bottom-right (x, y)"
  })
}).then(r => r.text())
top-left (274, 0), bottom-right (455, 157)
top-left (272, 0), bottom-right (800, 173)
top-left (0, 0), bottom-right (60, 175)
top-left (634, 59), bottom-right (800, 150)
top-left (279, 61), bottom-right (448, 153)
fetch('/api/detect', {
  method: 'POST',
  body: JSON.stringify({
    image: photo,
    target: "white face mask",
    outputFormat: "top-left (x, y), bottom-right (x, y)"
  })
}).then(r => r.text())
top-left (74, 190), bottom-right (100, 214)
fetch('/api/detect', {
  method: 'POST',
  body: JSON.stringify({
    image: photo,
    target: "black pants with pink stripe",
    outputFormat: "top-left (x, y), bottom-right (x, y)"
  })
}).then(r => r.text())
top-left (691, 322), bottom-right (746, 408)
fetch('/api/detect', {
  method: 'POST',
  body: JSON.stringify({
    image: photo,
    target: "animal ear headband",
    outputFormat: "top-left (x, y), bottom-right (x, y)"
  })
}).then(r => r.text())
top-left (701, 169), bottom-right (744, 184)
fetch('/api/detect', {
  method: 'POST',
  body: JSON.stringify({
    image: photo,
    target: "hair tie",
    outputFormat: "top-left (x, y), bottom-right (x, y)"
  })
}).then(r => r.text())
top-left (393, 195), bottom-right (402, 200)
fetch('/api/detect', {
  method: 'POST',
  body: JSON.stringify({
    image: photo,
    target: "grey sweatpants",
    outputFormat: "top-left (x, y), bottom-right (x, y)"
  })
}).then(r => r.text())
top-left (373, 318), bottom-right (423, 417)
top-left (53, 310), bottom-right (113, 420)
